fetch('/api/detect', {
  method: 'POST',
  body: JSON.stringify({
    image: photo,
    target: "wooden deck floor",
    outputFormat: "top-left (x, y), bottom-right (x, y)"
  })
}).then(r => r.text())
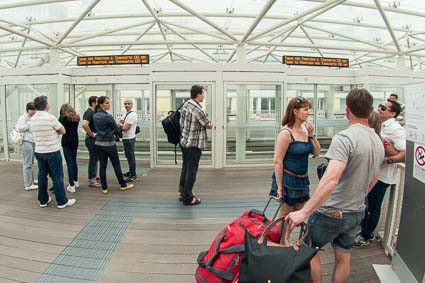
top-left (0, 159), bottom-right (389, 283)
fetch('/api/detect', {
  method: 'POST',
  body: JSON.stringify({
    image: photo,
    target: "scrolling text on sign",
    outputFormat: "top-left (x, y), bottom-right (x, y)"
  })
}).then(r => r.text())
top-left (77, 55), bottom-right (149, 66)
top-left (283, 56), bottom-right (349, 68)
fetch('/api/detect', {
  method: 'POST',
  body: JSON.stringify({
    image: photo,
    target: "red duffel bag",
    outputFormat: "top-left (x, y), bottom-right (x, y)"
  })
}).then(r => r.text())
top-left (195, 197), bottom-right (282, 283)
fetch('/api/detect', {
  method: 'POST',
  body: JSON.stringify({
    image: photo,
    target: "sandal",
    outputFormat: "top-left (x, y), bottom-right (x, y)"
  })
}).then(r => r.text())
top-left (184, 197), bottom-right (201, 206)
top-left (178, 194), bottom-right (184, 202)
top-left (89, 182), bottom-right (101, 188)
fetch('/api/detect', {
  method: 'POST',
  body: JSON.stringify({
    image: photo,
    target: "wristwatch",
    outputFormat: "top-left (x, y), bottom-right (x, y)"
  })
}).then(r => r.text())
top-left (308, 135), bottom-right (316, 139)
top-left (386, 156), bottom-right (394, 164)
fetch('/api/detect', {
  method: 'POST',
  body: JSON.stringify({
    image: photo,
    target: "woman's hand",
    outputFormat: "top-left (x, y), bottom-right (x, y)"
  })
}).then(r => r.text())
top-left (304, 120), bottom-right (314, 137)
top-left (275, 187), bottom-right (283, 202)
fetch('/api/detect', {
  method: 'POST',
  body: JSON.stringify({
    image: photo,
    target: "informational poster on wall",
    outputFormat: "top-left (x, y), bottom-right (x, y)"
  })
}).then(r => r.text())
top-left (405, 83), bottom-right (425, 143)
top-left (413, 143), bottom-right (425, 184)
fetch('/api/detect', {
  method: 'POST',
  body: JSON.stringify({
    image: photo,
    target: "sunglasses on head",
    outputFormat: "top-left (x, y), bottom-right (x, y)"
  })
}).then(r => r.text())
top-left (295, 97), bottom-right (306, 106)
top-left (378, 104), bottom-right (389, 111)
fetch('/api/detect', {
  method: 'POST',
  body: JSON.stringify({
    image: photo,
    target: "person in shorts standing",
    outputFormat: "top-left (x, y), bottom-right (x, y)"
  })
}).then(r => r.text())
top-left (286, 89), bottom-right (384, 283)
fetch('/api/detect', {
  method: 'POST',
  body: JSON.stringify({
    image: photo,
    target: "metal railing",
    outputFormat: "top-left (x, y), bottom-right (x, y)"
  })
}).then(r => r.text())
top-left (377, 163), bottom-right (405, 256)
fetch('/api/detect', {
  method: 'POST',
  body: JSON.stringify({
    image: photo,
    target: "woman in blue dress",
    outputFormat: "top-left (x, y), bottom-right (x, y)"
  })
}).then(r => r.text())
top-left (271, 97), bottom-right (320, 240)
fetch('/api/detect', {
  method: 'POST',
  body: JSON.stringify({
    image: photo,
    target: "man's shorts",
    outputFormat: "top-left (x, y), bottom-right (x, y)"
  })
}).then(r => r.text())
top-left (308, 210), bottom-right (364, 253)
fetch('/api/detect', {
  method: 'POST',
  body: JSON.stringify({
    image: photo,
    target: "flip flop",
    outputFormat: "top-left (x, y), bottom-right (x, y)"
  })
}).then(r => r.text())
top-left (184, 197), bottom-right (201, 206)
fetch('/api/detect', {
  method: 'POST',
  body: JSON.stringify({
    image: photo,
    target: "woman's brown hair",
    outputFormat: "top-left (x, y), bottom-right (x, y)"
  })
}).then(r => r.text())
top-left (60, 103), bottom-right (80, 122)
top-left (281, 97), bottom-right (311, 127)
top-left (368, 110), bottom-right (381, 138)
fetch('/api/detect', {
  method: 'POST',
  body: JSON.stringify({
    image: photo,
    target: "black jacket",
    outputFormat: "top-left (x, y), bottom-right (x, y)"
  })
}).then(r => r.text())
top-left (93, 109), bottom-right (122, 142)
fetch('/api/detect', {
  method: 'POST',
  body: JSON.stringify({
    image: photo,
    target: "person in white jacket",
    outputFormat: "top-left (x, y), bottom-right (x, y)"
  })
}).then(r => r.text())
top-left (16, 102), bottom-right (38, 191)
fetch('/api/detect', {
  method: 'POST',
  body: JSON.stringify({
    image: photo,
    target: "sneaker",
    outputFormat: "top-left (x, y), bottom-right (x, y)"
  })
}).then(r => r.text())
top-left (102, 188), bottom-right (109, 194)
top-left (74, 181), bottom-right (80, 188)
top-left (66, 184), bottom-right (76, 193)
top-left (120, 184), bottom-right (134, 191)
top-left (57, 198), bottom-right (76, 209)
top-left (40, 196), bottom-right (52, 208)
top-left (123, 171), bottom-right (131, 177)
top-left (125, 175), bottom-right (138, 182)
top-left (25, 184), bottom-right (38, 191)
top-left (353, 234), bottom-right (372, 247)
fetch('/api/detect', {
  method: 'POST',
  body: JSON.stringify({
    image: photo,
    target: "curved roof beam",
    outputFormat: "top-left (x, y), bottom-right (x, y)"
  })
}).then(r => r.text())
top-left (0, 0), bottom-right (77, 10)
top-left (0, 22), bottom-right (52, 47)
top-left (141, 0), bottom-right (173, 62)
top-left (302, 0), bottom-right (425, 19)
top-left (160, 20), bottom-right (229, 41)
top-left (302, 23), bottom-right (395, 51)
top-left (65, 20), bottom-right (155, 44)
top-left (240, 0), bottom-right (277, 43)
top-left (161, 22), bottom-right (218, 62)
top-left (373, 0), bottom-right (401, 53)
top-left (122, 22), bottom-right (156, 54)
top-left (249, 0), bottom-right (346, 41)
top-left (55, 0), bottom-right (101, 45)
top-left (167, 0), bottom-right (238, 42)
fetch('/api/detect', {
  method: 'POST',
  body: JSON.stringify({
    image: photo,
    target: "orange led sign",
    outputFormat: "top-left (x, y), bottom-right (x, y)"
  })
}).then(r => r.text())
top-left (283, 55), bottom-right (349, 68)
top-left (77, 55), bottom-right (149, 66)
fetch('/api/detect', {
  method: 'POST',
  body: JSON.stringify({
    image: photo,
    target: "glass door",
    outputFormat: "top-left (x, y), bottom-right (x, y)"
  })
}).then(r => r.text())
top-left (6, 84), bottom-right (62, 159)
top-left (154, 83), bottom-right (214, 166)
top-left (225, 83), bottom-right (282, 164)
top-left (113, 84), bottom-right (151, 164)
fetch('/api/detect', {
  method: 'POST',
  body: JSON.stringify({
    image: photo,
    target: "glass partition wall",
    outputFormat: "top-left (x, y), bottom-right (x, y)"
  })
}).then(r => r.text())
top-left (6, 84), bottom-right (63, 159)
top-left (225, 84), bottom-right (282, 164)
top-left (0, 80), bottom-right (405, 164)
top-left (155, 84), bottom-right (213, 166)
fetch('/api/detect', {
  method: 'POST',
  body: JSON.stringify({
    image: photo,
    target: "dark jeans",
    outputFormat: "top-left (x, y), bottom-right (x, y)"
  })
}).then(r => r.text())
top-left (35, 150), bottom-right (68, 206)
top-left (85, 136), bottom-right (98, 181)
top-left (179, 146), bottom-right (202, 204)
top-left (360, 180), bottom-right (390, 239)
top-left (95, 144), bottom-right (126, 190)
top-left (63, 146), bottom-right (78, 186)
top-left (123, 138), bottom-right (136, 175)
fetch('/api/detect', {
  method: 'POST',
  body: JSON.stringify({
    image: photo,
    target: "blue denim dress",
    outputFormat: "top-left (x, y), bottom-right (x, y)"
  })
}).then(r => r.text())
top-left (270, 129), bottom-right (314, 206)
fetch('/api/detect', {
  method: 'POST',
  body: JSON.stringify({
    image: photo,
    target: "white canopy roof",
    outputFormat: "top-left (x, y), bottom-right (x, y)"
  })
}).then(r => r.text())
top-left (1, 0), bottom-right (425, 69)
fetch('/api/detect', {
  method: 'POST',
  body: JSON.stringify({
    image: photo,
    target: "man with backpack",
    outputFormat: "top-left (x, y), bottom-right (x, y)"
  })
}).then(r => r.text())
top-left (179, 85), bottom-right (213, 206)
top-left (119, 99), bottom-right (138, 182)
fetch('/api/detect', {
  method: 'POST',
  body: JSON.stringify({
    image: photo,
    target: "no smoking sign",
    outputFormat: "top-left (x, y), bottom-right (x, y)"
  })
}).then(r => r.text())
top-left (415, 145), bottom-right (425, 166)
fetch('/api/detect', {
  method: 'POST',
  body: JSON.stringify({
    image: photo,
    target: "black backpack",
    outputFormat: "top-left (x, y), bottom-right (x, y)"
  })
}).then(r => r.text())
top-left (162, 104), bottom-right (184, 164)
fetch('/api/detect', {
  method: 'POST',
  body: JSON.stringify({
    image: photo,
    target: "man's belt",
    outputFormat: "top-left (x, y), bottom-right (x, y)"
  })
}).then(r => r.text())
top-left (284, 168), bottom-right (308, 179)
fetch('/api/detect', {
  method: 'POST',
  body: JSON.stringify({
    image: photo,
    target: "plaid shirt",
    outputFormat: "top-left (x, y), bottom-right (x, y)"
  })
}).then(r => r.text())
top-left (179, 99), bottom-right (210, 150)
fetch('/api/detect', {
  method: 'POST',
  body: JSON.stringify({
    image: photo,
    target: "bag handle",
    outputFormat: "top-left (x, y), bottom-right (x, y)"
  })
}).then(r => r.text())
top-left (258, 216), bottom-right (310, 250)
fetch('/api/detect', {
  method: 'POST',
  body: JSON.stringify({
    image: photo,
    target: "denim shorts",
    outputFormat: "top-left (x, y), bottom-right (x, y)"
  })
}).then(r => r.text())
top-left (270, 185), bottom-right (309, 207)
top-left (307, 210), bottom-right (364, 253)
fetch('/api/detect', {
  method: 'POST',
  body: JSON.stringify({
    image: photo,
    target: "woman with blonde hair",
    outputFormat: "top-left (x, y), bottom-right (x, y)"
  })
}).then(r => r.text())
top-left (59, 103), bottom-right (80, 193)
top-left (270, 97), bottom-right (320, 242)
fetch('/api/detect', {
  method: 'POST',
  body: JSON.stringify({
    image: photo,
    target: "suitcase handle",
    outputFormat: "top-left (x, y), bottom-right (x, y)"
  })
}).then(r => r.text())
top-left (248, 196), bottom-right (283, 221)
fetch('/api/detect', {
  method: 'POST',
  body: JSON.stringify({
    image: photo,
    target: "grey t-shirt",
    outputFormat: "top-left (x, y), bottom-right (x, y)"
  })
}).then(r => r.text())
top-left (320, 124), bottom-right (384, 212)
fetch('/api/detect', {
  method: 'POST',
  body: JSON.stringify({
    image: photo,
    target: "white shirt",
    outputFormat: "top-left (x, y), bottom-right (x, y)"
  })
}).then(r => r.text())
top-left (379, 118), bottom-right (406, 184)
top-left (122, 111), bottom-right (138, 139)
top-left (29, 111), bottom-right (63, 153)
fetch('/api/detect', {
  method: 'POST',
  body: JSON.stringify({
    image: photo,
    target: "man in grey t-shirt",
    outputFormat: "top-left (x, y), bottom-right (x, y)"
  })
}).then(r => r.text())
top-left (286, 89), bottom-right (384, 283)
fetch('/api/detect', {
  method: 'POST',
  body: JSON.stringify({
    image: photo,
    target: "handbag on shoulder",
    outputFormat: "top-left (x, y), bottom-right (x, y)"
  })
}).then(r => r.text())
top-left (239, 216), bottom-right (318, 283)
top-left (316, 158), bottom-right (329, 180)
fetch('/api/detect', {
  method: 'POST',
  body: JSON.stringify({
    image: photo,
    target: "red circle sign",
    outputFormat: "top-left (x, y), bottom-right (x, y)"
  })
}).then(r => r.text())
top-left (415, 146), bottom-right (425, 166)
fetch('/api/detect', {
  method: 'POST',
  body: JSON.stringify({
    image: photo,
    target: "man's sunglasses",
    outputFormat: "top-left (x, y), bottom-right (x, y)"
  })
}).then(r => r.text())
top-left (378, 104), bottom-right (389, 111)
top-left (124, 102), bottom-right (132, 105)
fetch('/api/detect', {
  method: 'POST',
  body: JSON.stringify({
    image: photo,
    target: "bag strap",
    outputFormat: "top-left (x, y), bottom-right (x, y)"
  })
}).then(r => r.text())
top-left (258, 216), bottom-right (310, 249)
top-left (174, 144), bottom-right (177, 165)
top-left (280, 128), bottom-right (295, 142)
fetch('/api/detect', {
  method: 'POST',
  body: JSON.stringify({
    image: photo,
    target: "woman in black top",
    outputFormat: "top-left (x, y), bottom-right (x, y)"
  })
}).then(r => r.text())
top-left (59, 103), bottom-right (80, 193)
top-left (93, 96), bottom-right (133, 194)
